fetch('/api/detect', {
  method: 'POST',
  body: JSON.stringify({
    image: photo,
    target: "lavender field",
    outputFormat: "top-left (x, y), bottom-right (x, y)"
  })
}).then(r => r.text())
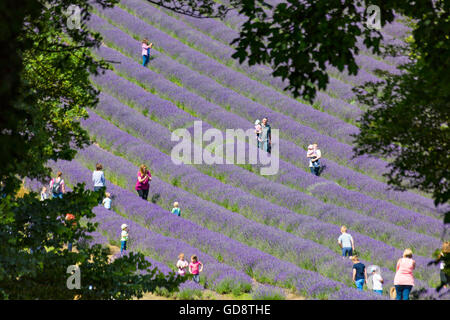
top-left (36, 0), bottom-right (448, 300)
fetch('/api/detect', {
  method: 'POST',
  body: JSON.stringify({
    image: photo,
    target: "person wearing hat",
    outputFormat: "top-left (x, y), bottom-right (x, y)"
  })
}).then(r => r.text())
top-left (120, 224), bottom-right (129, 254)
top-left (370, 266), bottom-right (384, 295)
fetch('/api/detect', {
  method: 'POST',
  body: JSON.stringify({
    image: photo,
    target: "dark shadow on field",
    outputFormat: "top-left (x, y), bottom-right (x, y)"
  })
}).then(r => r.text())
top-left (151, 193), bottom-right (161, 204)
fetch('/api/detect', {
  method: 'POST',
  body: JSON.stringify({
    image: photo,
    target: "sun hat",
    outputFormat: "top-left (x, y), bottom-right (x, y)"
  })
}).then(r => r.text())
top-left (121, 224), bottom-right (128, 230)
top-left (254, 119), bottom-right (261, 125)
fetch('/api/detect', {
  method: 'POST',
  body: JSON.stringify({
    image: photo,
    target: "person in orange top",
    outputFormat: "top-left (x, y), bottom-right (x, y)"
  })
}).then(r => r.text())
top-left (393, 248), bottom-right (416, 300)
top-left (65, 213), bottom-right (76, 252)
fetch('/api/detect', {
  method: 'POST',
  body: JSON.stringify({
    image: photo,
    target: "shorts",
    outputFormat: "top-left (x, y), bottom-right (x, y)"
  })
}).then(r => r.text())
top-left (342, 247), bottom-right (353, 257)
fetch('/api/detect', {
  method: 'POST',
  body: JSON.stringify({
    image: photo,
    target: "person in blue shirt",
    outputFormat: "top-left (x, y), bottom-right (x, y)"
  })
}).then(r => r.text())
top-left (171, 201), bottom-right (181, 216)
top-left (352, 255), bottom-right (368, 291)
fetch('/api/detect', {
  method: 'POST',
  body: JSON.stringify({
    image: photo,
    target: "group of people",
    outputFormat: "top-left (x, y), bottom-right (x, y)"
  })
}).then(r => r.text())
top-left (39, 158), bottom-right (449, 298)
top-left (177, 253), bottom-right (204, 284)
top-left (338, 226), bottom-right (449, 300)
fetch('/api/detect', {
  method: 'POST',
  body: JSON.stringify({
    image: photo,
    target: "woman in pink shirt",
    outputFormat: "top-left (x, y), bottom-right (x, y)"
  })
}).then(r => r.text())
top-left (135, 164), bottom-right (151, 200)
top-left (142, 39), bottom-right (153, 67)
top-left (393, 248), bottom-right (416, 300)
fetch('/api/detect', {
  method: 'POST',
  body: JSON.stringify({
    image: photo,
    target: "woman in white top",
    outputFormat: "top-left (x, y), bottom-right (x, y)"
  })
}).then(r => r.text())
top-left (176, 253), bottom-right (189, 276)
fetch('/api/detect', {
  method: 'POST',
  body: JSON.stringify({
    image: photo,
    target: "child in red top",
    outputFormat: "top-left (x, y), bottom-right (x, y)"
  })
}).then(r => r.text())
top-left (189, 255), bottom-right (203, 284)
top-left (65, 213), bottom-right (76, 252)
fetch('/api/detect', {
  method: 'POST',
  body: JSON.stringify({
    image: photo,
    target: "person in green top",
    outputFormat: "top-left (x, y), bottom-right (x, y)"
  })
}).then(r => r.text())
top-left (171, 202), bottom-right (181, 217)
top-left (120, 224), bottom-right (129, 255)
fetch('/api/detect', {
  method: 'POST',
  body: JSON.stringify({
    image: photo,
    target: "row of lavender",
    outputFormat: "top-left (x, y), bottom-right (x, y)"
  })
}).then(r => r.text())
top-left (44, 158), bottom-right (382, 299)
top-left (90, 6), bottom-right (369, 150)
top-left (77, 113), bottom-right (441, 289)
top-left (121, 0), bottom-right (402, 111)
top-left (117, 0), bottom-right (364, 123)
top-left (90, 90), bottom-right (444, 241)
top-left (87, 34), bottom-right (441, 220)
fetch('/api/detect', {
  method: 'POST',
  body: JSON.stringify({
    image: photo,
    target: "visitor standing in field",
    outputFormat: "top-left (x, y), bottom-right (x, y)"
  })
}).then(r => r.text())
top-left (65, 213), bottom-right (76, 252)
top-left (393, 248), bottom-right (416, 300)
top-left (102, 192), bottom-right (112, 210)
top-left (254, 119), bottom-right (262, 148)
top-left (189, 255), bottom-right (203, 284)
top-left (40, 186), bottom-right (48, 201)
top-left (307, 143), bottom-right (321, 176)
top-left (120, 224), bottom-right (129, 255)
top-left (142, 39), bottom-right (153, 67)
top-left (49, 171), bottom-right (65, 199)
top-left (260, 117), bottom-right (271, 153)
top-left (135, 164), bottom-right (152, 201)
top-left (371, 268), bottom-right (384, 295)
top-left (352, 255), bottom-right (367, 291)
top-left (171, 201), bottom-right (181, 217)
top-left (92, 163), bottom-right (106, 192)
top-left (338, 226), bottom-right (355, 259)
top-left (176, 253), bottom-right (189, 276)
top-left (439, 242), bottom-right (450, 289)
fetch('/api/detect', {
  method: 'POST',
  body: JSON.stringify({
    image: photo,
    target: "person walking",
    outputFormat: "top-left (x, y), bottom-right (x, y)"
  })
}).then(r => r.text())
top-left (189, 255), bottom-right (203, 284)
top-left (338, 226), bottom-right (355, 259)
top-left (371, 268), bottom-right (384, 295)
top-left (260, 117), bottom-right (271, 153)
top-left (176, 253), bottom-right (189, 276)
top-left (142, 39), bottom-right (153, 67)
top-left (49, 171), bottom-right (65, 199)
top-left (120, 224), bottom-right (129, 255)
top-left (352, 255), bottom-right (367, 291)
top-left (135, 164), bottom-right (152, 200)
top-left (393, 248), bottom-right (416, 300)
top-left (92, 163), bottom-right (106, 192)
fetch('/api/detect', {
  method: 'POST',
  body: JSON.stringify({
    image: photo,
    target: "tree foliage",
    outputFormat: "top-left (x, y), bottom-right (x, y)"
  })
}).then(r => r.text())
top-left (0, 0), bottom-right (187, 299)
top-left (353, 0), bottom-right (449, 215)
top-left (0, 185), bottom-right (185, 299)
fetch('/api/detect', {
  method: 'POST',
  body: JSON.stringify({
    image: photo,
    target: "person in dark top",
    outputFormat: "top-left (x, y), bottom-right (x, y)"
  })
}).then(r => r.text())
top-left (352, 255), bottom-right (368, 291)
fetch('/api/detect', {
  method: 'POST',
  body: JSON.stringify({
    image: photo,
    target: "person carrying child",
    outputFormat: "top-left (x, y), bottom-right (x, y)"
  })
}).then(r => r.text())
top-left (120, 224), bottom-right (129, 255)
top-left (176, 253), bottom-right (189, 276)
top-left (171, 201), bottom-right (181, 216)
top-left (189, 255), bottom-right (203, 284)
